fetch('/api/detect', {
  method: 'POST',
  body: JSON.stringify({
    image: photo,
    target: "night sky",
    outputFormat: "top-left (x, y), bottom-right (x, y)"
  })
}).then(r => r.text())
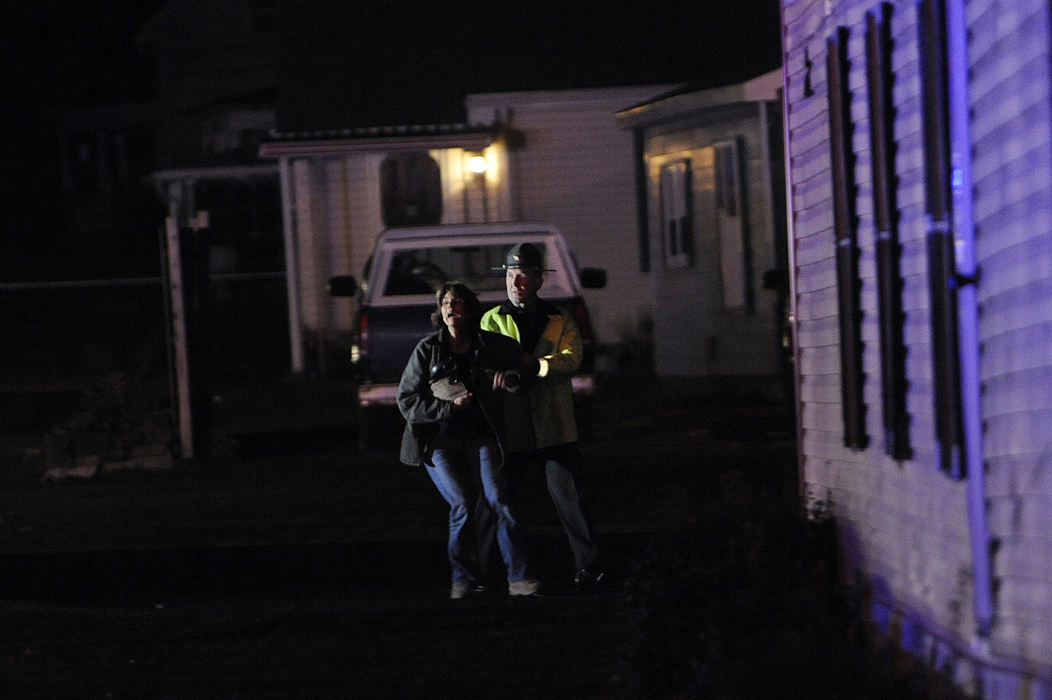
top-left (4, 1), bottom-right (164, 111)
top-left (3, 2), bottom-right (164, 280)
top-left (2, 1), bottom-right (783, 278)
top-left (5, 1), bottom-right (783, 115)
top-left (277, 0), bottom-right (784, 129)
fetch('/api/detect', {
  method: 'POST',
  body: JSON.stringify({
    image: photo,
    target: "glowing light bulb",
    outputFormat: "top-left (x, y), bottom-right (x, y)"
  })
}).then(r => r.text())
top-left (467, 154), bottom-right (488, 175)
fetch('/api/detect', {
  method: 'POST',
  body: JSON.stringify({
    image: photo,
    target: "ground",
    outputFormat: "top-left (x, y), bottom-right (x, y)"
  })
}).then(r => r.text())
top-left (0, 379), bottom-right (957, 698)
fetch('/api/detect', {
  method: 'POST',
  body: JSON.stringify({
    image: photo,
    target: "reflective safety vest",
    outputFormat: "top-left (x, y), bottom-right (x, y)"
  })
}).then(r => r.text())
top-left (480, 300), bottom-right (582, 450)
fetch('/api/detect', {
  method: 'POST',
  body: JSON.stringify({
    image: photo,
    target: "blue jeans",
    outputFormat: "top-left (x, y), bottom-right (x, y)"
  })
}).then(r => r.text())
top-left (538, 443), bottom-right (599, 571)
top-left (428, 436), bottom-right (529, 583)
top-left (496, 443), bottom-right (599, 572)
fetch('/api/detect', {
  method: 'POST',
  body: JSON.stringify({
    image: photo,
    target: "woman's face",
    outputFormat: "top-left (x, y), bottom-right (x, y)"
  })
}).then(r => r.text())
top-left (440, 292), bottom-right (469, 332)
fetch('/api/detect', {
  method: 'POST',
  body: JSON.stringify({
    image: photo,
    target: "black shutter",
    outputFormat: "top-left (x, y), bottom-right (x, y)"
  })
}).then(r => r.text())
top-left (867, 4), bottom-right (912, 460)
top-left (828, 26), bottom-right (869, 449)
top-left (919, 0), bottom-right (965, 477)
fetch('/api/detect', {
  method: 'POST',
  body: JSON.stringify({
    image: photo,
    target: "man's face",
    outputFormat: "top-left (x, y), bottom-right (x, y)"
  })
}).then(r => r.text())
top-left (506, 267), bottom-right (543, 307)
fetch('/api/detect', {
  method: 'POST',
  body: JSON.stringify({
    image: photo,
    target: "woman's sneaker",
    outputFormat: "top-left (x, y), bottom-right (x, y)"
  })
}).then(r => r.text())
top-left (508, 578), bottom-right (542, 596)
top-left (450, 582), bottom-right (472, 599)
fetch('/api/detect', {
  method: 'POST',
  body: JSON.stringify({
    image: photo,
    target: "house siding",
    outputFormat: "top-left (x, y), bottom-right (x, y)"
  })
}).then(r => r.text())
top-left (613, 74), bottom-right (787, 382)
top-left (783, 0), bottom-right (1052, 693)
top-left (266, 84), bottom-right (674, 355)
top-left (968, 0), bottom-right (1052, 672)
top-left (647, 124), bottom-right (766, 376)
top-left (139, 0), bottom-right (275, 168)
top-left (467, 88), bottom-right (672, 349)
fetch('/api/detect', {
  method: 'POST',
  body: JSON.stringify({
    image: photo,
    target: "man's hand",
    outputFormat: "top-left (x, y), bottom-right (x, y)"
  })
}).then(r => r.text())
top-left (520, 355), bottom-right (542, 377)
top-left (491, 368), bottom-right (528, 393)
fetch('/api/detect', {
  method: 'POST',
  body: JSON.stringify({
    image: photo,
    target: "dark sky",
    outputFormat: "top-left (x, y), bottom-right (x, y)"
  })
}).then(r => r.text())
top-left (4, 1), bottom-right (783, 117)
top-left (1, 1), bottom-right (783, 277)
top-left (4, 1), bottom-right (165, 112)
top-left (1, 2), bottom-right (166, 280)
top-left (277, 0), bottom-right (784, 129)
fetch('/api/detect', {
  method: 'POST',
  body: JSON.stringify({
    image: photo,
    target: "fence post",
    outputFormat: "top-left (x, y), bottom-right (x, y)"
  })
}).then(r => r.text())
top-left (163, 212), bottom-right (211, 459)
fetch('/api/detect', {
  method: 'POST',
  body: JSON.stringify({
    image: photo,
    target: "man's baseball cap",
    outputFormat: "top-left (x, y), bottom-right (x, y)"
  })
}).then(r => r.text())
top-left (499, 242), bottom-right (555, 272)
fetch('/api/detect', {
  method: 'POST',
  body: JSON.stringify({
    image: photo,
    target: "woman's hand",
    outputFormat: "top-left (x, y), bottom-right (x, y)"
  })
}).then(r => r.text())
top-left (452, 393), bottom-right (473, 408)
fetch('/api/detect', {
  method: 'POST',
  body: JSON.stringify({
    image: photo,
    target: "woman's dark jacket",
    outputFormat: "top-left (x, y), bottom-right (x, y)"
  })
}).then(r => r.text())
top-left (397, 327), bottom-right (524, 466)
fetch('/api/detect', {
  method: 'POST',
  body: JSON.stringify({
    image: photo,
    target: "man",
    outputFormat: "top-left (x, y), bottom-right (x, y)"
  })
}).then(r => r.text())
top-left (480, 242), bottom-right (606, 592)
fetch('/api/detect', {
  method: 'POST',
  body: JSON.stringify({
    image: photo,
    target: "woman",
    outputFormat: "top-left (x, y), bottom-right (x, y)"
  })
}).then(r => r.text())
top-left (397, 282), bottom-right (540, 599)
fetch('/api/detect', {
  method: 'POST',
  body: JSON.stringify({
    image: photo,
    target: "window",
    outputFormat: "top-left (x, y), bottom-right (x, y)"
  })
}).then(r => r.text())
top-left (64, 128), bottom-right (153, 192)
top-left (381, 242), bottom-right (533, 297)
top-left (380, 152), bottom-right (443, 227)
top-left (715, 139), bottom-right (752, 310)
top-left (660, 159), bottom-right (693, 268)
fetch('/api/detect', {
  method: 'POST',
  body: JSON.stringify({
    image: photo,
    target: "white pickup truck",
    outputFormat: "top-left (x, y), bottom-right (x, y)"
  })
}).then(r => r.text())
top-left (328, 222), bottom-right (607, 446)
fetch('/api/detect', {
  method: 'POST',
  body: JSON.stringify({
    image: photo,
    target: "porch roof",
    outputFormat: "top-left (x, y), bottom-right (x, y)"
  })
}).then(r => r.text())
top-left (613, 69), bottom-right (783, 130)
top-left (258, 122), bottom-right (498, 158)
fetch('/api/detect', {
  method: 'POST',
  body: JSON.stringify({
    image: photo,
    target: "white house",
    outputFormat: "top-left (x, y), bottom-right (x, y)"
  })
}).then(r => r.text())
top-left (131, 0), bottom-right (788, 388)
top-left (257, 86), bottom-right (679, 373)
top-left (615, 70), bottom-right (788, 384)
top-left (124, 0), bottom-right (798, 419)
top-left (781, 0), bottom-right (1052, 694)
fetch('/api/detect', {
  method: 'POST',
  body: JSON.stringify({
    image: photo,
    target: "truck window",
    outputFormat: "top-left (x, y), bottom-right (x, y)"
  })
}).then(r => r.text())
top-left (380, 240), bottom-right (553, 297)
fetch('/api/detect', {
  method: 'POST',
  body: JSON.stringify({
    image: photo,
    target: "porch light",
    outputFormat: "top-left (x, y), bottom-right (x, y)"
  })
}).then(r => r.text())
top-left (467, 153), bottom-right (488, 175)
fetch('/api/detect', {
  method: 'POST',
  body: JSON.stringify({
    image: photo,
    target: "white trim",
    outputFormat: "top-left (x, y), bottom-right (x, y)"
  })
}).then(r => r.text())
top-left (468, 85), bottom-right (681, 113)
top-left (164, 216), bottom-right (194, 459)
top-left (260, 133), bottom-right (494, 158)
top-left (278, 157), bottom-right (304, 373)
top-left (947, 0), bottom-right (993, 644)
top-left (150, 163), bottom-right (277, 182)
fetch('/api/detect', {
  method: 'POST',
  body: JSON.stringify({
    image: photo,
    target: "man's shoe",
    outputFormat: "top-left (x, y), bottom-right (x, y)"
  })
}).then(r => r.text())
top-left (508, 578), bottom-right (542, 596)
top-left (450, 581), bottom-right (471, 599)
top-left (574, 567), bottom-right (609, 593)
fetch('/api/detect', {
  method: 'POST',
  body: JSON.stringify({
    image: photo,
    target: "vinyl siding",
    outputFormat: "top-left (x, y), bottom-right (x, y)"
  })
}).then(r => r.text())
top-left (467, 88), bottom-right (671, 346)
top-left (784, 0), bottom-right (1052, 691)
top-left (784, 0), bottom-right (970, 682)
top-left (968, 0), bottom-right (1052, 670)
top-left (633, 100), bottom-right (784, 378)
